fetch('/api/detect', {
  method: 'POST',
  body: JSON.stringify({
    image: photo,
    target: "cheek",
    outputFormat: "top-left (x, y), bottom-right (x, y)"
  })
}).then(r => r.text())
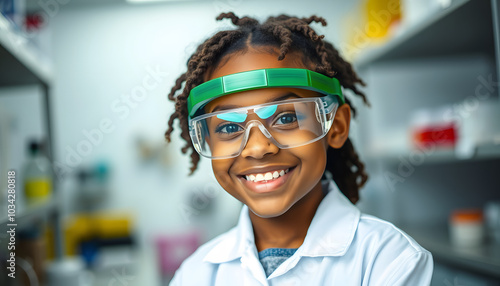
top-left (301, 140), bottom-right (328, 163)
top-left (293, 142), bottom-right (328, 183)
top-left (211, 159), bottom-right (247, 203)
top-left (211, 159), bottom-right (231, 182)
top-left (211, 159), bottom-right (237, 192)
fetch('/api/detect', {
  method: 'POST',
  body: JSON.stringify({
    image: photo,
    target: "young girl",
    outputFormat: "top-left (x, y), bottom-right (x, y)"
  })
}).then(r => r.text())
top-left (165, 12), bottom-right (433, 285)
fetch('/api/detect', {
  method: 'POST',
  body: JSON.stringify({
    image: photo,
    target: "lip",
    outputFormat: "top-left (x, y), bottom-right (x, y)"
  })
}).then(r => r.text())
top-left (238, 166), bottom-right (296, 194)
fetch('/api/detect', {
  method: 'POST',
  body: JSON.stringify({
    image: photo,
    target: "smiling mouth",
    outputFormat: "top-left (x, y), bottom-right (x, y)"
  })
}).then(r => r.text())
top-left (244, 168), bottom-right (290, 183)
top-left (238, 166), bottom-right (296, 193)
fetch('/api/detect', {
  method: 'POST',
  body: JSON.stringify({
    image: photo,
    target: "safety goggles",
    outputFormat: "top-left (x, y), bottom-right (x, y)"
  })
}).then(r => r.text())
top-left (189, 95), bottom-right (339, 159)
top-left (187, 68), bottom-right (344, 159)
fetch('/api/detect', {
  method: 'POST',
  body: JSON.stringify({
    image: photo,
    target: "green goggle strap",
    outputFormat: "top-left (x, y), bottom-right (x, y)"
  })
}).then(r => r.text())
top-left (187, 68), bottom-right (345, 118)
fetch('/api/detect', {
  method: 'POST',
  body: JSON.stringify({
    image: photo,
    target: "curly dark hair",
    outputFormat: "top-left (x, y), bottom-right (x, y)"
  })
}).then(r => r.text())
top-left (164, 12), bottom-right (369, 204)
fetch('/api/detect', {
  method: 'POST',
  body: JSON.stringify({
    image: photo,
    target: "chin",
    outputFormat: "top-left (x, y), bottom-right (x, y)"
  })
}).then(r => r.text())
top-left (248, 204), bottom-right (292, 219)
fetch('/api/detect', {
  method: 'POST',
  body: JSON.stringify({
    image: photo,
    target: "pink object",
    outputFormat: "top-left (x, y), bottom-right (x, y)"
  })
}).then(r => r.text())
top-left (155, 230), bottom-right (201, 276)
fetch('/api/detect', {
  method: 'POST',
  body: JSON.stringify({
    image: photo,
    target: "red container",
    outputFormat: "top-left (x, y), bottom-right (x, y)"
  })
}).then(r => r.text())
top-left (412, 122), bottom-right (458, 148)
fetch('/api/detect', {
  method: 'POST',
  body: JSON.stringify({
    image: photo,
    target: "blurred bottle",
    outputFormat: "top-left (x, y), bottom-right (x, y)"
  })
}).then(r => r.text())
top-left (76, 161), bottom-right (110, 212)
top-left (450, 209), bottom-right (484, 248)
top-left (23, 140), bottom-right (52, 203)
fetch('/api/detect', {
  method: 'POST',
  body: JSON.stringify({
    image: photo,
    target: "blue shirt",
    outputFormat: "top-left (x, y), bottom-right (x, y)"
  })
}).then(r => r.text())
top-left (258, 248), bottom-right (298, 277)
top-left (170, 180), bottom-right (434, 285)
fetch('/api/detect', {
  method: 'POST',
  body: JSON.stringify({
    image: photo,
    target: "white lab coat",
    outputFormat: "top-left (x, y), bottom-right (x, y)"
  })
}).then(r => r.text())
top-left (170, 180), bottom-right (433, 285)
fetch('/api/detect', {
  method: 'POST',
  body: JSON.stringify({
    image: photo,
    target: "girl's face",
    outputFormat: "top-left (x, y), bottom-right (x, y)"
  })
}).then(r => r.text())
top-left (204, 48), bottom-right (347, 218)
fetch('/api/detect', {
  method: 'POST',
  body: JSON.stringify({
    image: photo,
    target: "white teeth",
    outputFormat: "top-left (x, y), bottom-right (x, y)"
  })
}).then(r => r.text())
top-left (255, 174), bottom-right (265, 182)
top-left (265, 172), bottom-right (273, 180)
top-left (244, 168), bottom-right (291, 182)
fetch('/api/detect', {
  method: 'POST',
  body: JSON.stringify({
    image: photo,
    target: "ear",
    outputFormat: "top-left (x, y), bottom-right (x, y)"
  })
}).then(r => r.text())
top-left (326, 104), bottom-right (351, 149)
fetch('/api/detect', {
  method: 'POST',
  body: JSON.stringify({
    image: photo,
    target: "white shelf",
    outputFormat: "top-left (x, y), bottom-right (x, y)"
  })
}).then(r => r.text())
top-left (353, 0), bottom-right (494, 68)
top-left (0, 9), bottom-right (61, 259)
top-left (364, 143), bottom-right (500, 165)
top-left (0, 15), bottom-right (53, 87)
top-left (400, 223), bottom-right (500, 278)
top-left (0, 13), bottom-right (57, 229)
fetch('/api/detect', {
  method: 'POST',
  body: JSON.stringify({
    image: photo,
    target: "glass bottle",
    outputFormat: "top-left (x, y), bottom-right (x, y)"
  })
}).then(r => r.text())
top-left (23, 140), bottom-right (52, 203)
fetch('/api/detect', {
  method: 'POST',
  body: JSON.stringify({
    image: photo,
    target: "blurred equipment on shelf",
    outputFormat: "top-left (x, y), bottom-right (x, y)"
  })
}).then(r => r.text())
top-left (135, 134), bottom-right (173, 167)
top-left (17, 225), bottom-right (47, 286)
top-left (485, 201), bottom-right (500, 244)
top-left (458, 100), bottom-right (500, 159)
top-left (62, 212), bottom-right (135, 267)
top-left (25, 11), bottom-right (45, 32)
top-left (47, 213), bottom-right (139, 286)
top-left (45, 256), bottom-right (94, 286)
top-left (410, 106), bottom-right (458, 149)
top-left (363, 0), bottom-right (401, 39)
top-left (409, 99), bottom-right (500, 159)
top-left (341, 0), bottom-right (402, 61)
top-left (449, 209), bottom-right (484, 248)
top-left (22, 139), bottom-right (53, 203)
top-left (155, 230), bottom-right (201, 282)
top-left (75, 161), bottom-right (111, 212)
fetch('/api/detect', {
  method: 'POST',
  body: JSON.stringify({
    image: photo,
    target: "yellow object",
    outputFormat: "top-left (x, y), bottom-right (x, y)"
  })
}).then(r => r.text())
top-left (340, 0), bottom-right (402, 61)
top-left (64, 215), bottom-right (94, 256)
top-left (93, 215), bottom-right (131, 238)
top-left (364, 0), bottom-right (401, 39)
top-left (25, 178), bottom-right (51, 199)
top-left (63, 212), bottom-right (134, 256)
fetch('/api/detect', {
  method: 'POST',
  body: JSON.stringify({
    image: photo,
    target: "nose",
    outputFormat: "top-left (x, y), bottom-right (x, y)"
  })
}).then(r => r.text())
top-left (240, 124), bottom-right (279, 159)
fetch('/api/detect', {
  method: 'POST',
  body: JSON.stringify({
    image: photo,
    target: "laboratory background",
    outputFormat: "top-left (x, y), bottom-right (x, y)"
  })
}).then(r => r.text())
top-left (0, 0), bottom-right (499, 285)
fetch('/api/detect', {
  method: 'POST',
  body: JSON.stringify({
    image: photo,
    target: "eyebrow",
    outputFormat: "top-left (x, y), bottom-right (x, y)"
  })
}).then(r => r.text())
top-left (210, 92), bottom-right (301, 113)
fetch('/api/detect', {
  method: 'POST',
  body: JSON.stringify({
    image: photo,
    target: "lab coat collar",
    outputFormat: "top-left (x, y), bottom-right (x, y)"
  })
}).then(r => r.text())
top-left (203, 180), bottom-right (360, 264)
top-left (299, 180), bottom-right (361, 257)
top-left (202, 201), bottom-right (256, 264)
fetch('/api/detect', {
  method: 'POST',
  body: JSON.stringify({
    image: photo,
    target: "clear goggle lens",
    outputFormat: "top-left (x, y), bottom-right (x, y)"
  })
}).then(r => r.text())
top-left (189, 96), bottom-right (339, 159)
